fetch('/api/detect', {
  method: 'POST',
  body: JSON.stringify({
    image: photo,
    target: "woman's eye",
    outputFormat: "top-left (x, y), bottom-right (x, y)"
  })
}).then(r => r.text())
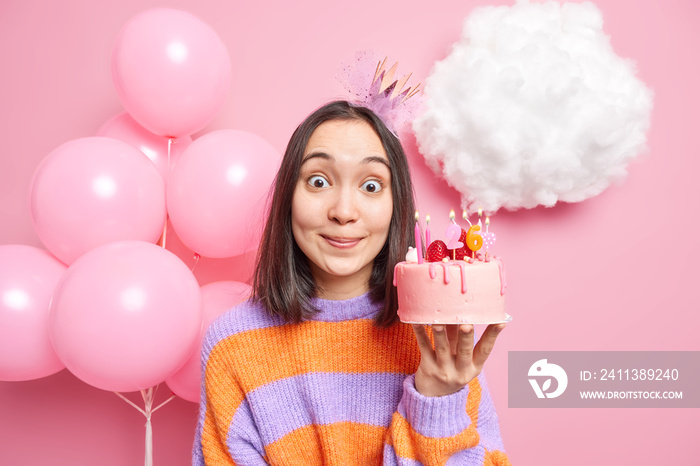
top-left (361, 180), bottom-right (383, 193)
top-left (308, 175), bottom-right (329, 189)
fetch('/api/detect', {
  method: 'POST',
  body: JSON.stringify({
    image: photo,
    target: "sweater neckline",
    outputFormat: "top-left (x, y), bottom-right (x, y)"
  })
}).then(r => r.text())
top-left (308, 292), bottom-right (383, 322)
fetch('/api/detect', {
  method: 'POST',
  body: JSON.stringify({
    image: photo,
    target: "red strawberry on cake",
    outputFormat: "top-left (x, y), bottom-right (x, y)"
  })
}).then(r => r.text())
top-left (425, 240), bottom-right (448, 262)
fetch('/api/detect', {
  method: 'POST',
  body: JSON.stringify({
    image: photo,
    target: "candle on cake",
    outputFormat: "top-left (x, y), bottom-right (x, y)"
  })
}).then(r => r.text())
top-left (445, 210), bottom-right (464, 261)
top-left (483, 216), bottom-right (497, 260)
top-left (465, 209), bottom-right (484, 258)
top-left (462, 210), bottom-right (471, 226)
top-left (425, 214), bottom-right (431, 247)
top-left (414, 211), bottom-right (423, 264)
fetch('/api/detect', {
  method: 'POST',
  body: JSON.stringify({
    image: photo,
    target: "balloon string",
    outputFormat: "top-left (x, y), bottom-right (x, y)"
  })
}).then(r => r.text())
top-left (167, 138), bottom-right (173, 182)
top-left (158, 223), bottom-right (168, 249)
top-left (191, 253), bottom-right (201, 273)
top-left (158, 138), bottom-right (174, 249)
top-left (114, 391), bottom-right (147, 417)
top-left (114, 385), bottom-right (176, 466)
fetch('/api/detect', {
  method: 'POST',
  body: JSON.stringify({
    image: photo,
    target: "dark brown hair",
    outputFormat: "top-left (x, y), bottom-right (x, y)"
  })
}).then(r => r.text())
top-left (253, 100), bottom-right (416, 327)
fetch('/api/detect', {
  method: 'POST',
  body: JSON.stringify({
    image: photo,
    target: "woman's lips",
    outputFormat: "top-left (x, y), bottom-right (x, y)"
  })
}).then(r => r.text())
top-left (323, 236), bottom-right (362, 249)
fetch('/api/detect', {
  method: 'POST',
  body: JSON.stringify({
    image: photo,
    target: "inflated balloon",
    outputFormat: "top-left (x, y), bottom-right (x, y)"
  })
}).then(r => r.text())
top-left (112, 8), bottom-right (232, 137)
top-left (167, 129), bottom-right (280, 258)
top-left (49, 241), bottom-right (202, 393)
top-left (166, 281), bottom-right (252, 402)
top-left (29, 137), bottom-right (166, 264)
top-left (0, 245), bottom-right (66, 381)
top-left (97, 112), bottom-right (192, 183)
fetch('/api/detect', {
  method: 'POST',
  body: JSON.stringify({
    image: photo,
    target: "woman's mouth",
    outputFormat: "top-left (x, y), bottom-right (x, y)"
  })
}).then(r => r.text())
top-left (322, 236), bottom-right (362, 249)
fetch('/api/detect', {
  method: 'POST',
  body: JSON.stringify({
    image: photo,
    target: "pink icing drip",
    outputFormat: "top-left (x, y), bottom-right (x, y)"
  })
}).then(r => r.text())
top-left (428, 263), bottom-right (436, 280)
top-left (439, 262), bottom-right (450, 284)
top-left (393, 262), bottom-right (401, 287)
top-left (493, 256), bottom-right (507, 295)
top-left (456, 262), bottom-right (468, 293)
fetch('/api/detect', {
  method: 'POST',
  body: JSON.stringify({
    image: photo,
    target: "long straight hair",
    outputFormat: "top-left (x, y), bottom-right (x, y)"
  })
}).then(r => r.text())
top-left (253, 101), bottom-right (416, 327)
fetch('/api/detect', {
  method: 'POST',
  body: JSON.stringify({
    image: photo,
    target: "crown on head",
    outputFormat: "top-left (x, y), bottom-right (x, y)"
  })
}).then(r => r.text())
top-left (338, 52), bottom-right (422, 135)
top-left (371, 58), bottom-right (421, 105)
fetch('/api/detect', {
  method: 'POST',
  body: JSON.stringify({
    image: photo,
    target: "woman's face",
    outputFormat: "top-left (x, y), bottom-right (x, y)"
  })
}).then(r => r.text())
top-left (291, 119), bottom-right (393, 299)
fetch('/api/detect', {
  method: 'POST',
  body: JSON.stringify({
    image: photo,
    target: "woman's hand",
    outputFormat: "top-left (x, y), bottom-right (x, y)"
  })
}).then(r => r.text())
top-left (412, 323), bottom-right (506, 397)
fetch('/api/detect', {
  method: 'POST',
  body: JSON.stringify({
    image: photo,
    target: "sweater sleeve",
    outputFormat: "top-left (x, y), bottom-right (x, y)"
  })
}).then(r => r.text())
top-left (383, 373), bottom-right (511, 466)
top-left (193, 336), bottom-right (268, 466)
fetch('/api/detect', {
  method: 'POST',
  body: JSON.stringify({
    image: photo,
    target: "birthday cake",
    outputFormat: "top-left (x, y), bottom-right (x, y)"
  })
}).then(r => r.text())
top-left (393, 212), bottom-right (509, 325)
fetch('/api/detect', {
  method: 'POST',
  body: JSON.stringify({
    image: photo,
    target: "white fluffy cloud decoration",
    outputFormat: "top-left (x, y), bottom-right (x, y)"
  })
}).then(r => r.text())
top-left (413, 0), bottom-right (653, 213)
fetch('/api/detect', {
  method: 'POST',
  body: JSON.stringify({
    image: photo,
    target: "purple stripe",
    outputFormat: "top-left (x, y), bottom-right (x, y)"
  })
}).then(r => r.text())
top-left (396, 374), bottom-right (471, 439)
top-left (193, 362), bottom-right (210, 466)
top-left (446, 447), bottom-right (486, 465)
top-left (234, 372), bottom-right (407, 445)
top-left (382, 445), bottom-right (486, 466)
top-left (382, 444), bottom-right (424, 466)
top-left (192, 384), bottom-right (206, 465)
top-left (308, 292), bottom-right (382, 321)
top-left (475, 371), bottom-right (506, 451)
top-left (385, 444), bottom-right (484, 466)
top-left (384, 436), bottom-right (488, 465)
top-left (226, 398), bottom-right (267, 463)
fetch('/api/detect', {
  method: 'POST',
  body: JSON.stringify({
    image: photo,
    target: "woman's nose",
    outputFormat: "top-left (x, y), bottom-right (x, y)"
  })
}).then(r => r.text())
top-left (328, 187), bottom-right (359, 224)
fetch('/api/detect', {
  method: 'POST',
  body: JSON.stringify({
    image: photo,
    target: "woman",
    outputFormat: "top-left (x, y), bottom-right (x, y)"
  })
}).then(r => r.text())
top-left (193, 101), bottom-right (509, 465)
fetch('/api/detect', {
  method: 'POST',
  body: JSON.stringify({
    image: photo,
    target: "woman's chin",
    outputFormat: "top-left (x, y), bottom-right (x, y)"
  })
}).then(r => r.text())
top-left (313, 261), bottom-right (372, 286)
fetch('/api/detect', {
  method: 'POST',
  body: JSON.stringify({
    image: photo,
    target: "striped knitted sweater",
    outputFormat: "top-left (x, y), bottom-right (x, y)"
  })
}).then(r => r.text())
top-left (193, 293), bottom-right (510, 465)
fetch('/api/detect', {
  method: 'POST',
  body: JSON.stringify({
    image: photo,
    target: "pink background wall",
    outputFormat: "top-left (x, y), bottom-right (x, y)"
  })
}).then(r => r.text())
top-left (1, 0), bottom-right (698, 464)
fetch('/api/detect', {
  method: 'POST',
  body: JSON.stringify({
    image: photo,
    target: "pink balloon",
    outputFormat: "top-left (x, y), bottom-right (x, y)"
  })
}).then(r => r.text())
top-left (49, 241), bottom-right (202, 393)
top-left (97, 112), bottom-right (192, 183)
top-left (166, 281), bottom-right (251, 402)
top-left (0, 245), bottom-right (66, 381)
top-left (29, 137), bottom-right (166, 264)
top-left (112, 8), bottom-right (232, 137)
top-left (167, 129), bottom-right (280, 258)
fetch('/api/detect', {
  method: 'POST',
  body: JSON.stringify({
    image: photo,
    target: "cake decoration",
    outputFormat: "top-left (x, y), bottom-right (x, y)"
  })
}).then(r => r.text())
top-left (405, 247), bottom-right (418, 263)
top-left (394, 209), bottom-right (511, 324)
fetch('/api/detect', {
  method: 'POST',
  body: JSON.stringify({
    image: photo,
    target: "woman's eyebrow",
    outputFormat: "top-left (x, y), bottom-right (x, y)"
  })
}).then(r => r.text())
top-left (300, 152), bottom-right (332, 165)
top-left (300, 152), bottom-right (390, 170)
top-left (361, 155), bottom-right (391, 170)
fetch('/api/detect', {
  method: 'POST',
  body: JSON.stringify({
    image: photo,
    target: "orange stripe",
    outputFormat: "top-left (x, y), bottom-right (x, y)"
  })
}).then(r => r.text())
top-left (466, 376), bottom-right (482, 425)
top-left (264, 422), bottom-right (386, 466)
top-left (215, 319), bottom-right (421, 393)
top-left (201, 342), bottom-right (247, 464)
top-left (484, 450), bottom-right (513, 466)
top-left (201, 410), bottom-right (236, 465)
top-left (386, 377), bottom-right (483, 465)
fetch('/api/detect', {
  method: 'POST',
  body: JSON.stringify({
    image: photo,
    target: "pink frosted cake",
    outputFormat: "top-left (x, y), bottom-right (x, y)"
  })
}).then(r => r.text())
top-left (393, 256), bottom-right (507, 324)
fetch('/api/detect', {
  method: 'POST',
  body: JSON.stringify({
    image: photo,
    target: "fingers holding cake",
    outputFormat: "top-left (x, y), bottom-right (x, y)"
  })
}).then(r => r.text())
top-left (471, 323), bottom-right (506, 370)
top-left (454, 324), bottom-right (476, 372)
top-left (412, 323), bottom-right (433, 354)
top-left (412, 322), bottom-right (506, 397)
top-left (413, 323), bottom-right (473, 396)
